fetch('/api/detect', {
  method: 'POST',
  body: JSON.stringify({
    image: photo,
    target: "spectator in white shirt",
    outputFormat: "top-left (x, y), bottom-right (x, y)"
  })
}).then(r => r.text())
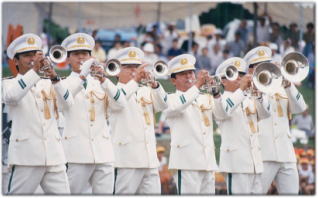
top-left (256, 17), bottom-right (270, 44)
top-left (292, 109), bottom-right (314, 137)
top-left (107, 41), bottom-right (122, 59)
top-left (269, 43), bottom-right (282, 65)
top-left (209, 44), bottom-right (223, 74)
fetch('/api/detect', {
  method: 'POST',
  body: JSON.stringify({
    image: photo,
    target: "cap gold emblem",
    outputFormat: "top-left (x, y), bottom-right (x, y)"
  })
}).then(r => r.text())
top-left (128, 50), bottom-right (136, 57)
top-left (234, 60), bottom-right (241, 68)
top-left (77, 37), bottom-right (85, 44)
top-left (180, 58), bottom-right (188, 65)
top-left (27, 37), bottom-right (35, 45)
top-left (258, 50), bottom-right (265, 56)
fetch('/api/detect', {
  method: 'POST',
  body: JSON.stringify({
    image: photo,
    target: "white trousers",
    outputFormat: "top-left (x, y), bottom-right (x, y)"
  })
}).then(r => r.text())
top-left (227, 173), bottom-right (262, 194)
top-left (67, 163), bottom-right (114, 195)
top-left (7, 164), bottom-right (70, 195)
top-left (174, 170), bottom-right (215, 195)
top-left (114, 168), bottom-right (161, 195)
top-left (261, 161), bottom-right (299, 194)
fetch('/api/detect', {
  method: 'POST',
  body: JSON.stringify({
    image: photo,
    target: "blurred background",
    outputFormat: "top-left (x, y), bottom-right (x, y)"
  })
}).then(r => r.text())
top-left (1, 1), bottom-right (316, 195)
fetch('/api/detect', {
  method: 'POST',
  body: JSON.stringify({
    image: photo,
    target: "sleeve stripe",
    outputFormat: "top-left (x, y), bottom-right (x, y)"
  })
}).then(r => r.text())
top-left (121, 88), bottom-right (126, 95)
top-left (164, 95), bottom-right (168, 102)
top-left (179, 96), bottom-right (185, 104)
top-left (296, 93), bottom-right (300, 100)
top-left (63, 90), bottom-right (69, 100)
top-left (226, 98), bottom-right (234, 108)
top-left (113, 89), bottom-right (121, 101)
top-left (18, 79), bottom-right (26, 89)
top-left (181, 95), bottom-right (186, 103)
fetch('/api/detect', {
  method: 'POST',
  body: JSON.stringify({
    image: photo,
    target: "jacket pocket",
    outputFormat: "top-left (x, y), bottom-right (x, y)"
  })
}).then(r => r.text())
top-left (220, 144), bottom-right (239, 152)
top-left (171, 141), bottom-right (190, 149)
top-left (102, 134), bottom-right (111, 140)
top-left (11, 134), bottom-right (30, 143)
top-left (114, 137), bottom-right (131, 146)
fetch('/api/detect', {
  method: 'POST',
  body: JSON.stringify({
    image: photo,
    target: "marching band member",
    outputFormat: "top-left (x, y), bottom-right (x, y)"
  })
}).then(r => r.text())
top-left (59, 33), bottom-right (126, 194)
top-left (215, 57), bottom-right (271, 194)
top-left (2, 33), bottom-right (73, 194)
top-left (244, 46), bottom-right (308, 194)
top-left (164, 54), bottom-right (221, 194)
top-left (111, 47), bottom-right (168, 194)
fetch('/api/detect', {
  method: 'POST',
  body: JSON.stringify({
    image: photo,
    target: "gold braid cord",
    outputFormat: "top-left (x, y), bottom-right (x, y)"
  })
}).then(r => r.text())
top-left (139, 97), bottom-right (153, 125)
top-left (41, 86), bottom-right (58, 120)
top-left (245, 99), bottom-right (257, 133)
top-left (274, 93), bottom-right (286, 117)
top-left (89, 91), bottom-right (107, 121)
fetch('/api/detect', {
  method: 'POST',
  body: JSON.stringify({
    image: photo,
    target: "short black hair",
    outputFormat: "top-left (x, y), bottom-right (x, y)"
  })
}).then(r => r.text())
top-left (67, 50), bottom-right (91, 58)
top-left (171, 73), bottom-right (176, 79)
top-left (307, 22), bottom-right (314, 29)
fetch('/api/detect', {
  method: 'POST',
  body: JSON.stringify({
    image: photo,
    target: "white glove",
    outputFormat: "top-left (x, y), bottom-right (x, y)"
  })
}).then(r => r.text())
top-left (80, 58), bottom-right (95, 77)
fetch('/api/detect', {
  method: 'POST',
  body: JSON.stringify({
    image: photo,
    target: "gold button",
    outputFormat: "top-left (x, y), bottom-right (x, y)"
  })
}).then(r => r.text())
top-left (65, 137), bottom-right (68, 140)
top-left (16, 139), bottom-right (19, 142)
top-left (177, 145), bottom-right (180, 148)
top-left (226, 149), bottom-right (230, 152)
top-left (203, 132), bottom-right (206, 135)
top-left (119, 142), bottom-right (122, 145)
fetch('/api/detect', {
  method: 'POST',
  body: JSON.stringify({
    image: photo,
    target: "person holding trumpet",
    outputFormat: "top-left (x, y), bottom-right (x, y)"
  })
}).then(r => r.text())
top-left (244, 46), bottom-right (308, 194)
top-left (215, 57), bottom-right (271, 194)
top-left (2, 33), bottom-right (74, 194)
top-left (59, 33), bottom-right (126, 194)
top-left (110, 47), bottom-right (168, 195)
top-left (164, 54), bottom-right (229, 194)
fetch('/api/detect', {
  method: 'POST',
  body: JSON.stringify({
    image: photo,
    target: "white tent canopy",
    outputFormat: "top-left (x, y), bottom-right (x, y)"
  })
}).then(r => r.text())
top-left (2, 2), bottom-right (315, 37)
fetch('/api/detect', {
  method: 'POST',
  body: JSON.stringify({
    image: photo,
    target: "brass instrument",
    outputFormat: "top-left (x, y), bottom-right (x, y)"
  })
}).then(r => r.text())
top-left (281, 52), bottom-right (309, 83)
top-left (252, 62), bottom-right (282, 95)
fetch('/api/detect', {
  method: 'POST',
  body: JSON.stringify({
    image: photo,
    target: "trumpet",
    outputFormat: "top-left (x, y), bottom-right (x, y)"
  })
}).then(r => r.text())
top-left (140, 60), bottom-right (169, 86)
top-left (153, 60), bottom-right (169, 77)
top-left (105, 59), bottom-right (121, 76)
top-left (200, 75), bottom-right (222, 93)
top-left (252, 62), bottom-right (283, 95)
top-left (39, 45), bottom-right (67, 76)
top-left (218, 65), bottom-right (239, 81)
top-left (90, 59), bottom-right (121, 78)
top-left (281, 52), bottom-right (309, 83)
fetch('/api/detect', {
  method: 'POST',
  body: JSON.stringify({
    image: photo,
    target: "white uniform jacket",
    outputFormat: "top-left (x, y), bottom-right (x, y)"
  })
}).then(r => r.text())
top-left (165, 86), bottom-right (223, 171)
top-left (215, 89), bottom-right (271, 174)
top-left (60, 72), bottom-right (126, 164)
top-left (2, 69), bottom-right (73, 166)
top-left (259, 84), bottom-right (307, 163)
top-left (110, 80), bottom-right (168, 168)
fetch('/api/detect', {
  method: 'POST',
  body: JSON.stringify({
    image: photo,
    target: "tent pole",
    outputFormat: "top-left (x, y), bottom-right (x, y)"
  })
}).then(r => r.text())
top-left (48, 2), bottom-right (53, 49)
top-left (188, 2), bottom-right (193, 54)
top-left (253, 2), bottom-right (258, 47)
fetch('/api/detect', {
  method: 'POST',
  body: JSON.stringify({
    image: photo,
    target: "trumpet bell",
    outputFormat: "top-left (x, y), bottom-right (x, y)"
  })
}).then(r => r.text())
top-left (253, 62), bottom-right (282, 94)
top-left (49, 45), bottom-right (67, 64)
top-left (281, 52), bottom-right (309, 83)
top-left (153, 60), bottom-right (168, 77)
top-left (224, 65), bottom-right (238, 81)
top-left (105, 59), bottom-right (121, 76)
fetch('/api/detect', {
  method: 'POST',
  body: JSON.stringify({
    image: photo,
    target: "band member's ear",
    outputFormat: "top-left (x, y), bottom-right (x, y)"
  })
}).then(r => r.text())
top-left (16, 65), bottom-right (19, 72)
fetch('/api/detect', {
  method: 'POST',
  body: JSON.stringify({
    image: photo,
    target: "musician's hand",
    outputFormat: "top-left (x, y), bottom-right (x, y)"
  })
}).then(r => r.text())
top-left (195, 69), bottom-right (209, 88)
top-left (32, 51), bottom-right (45, 72)
top-left (240, 74), bottom-right (252, 91)
top-left (282, 79), bottom-right (291, 88)
top-left (91, 66), bottom-right (106, 83)
top-left (46, 66), bottom-right (57, 79)
top-left (80, 58), bottom-right (95, 77)
top-left (133, 63), bottom-right (148, 83)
